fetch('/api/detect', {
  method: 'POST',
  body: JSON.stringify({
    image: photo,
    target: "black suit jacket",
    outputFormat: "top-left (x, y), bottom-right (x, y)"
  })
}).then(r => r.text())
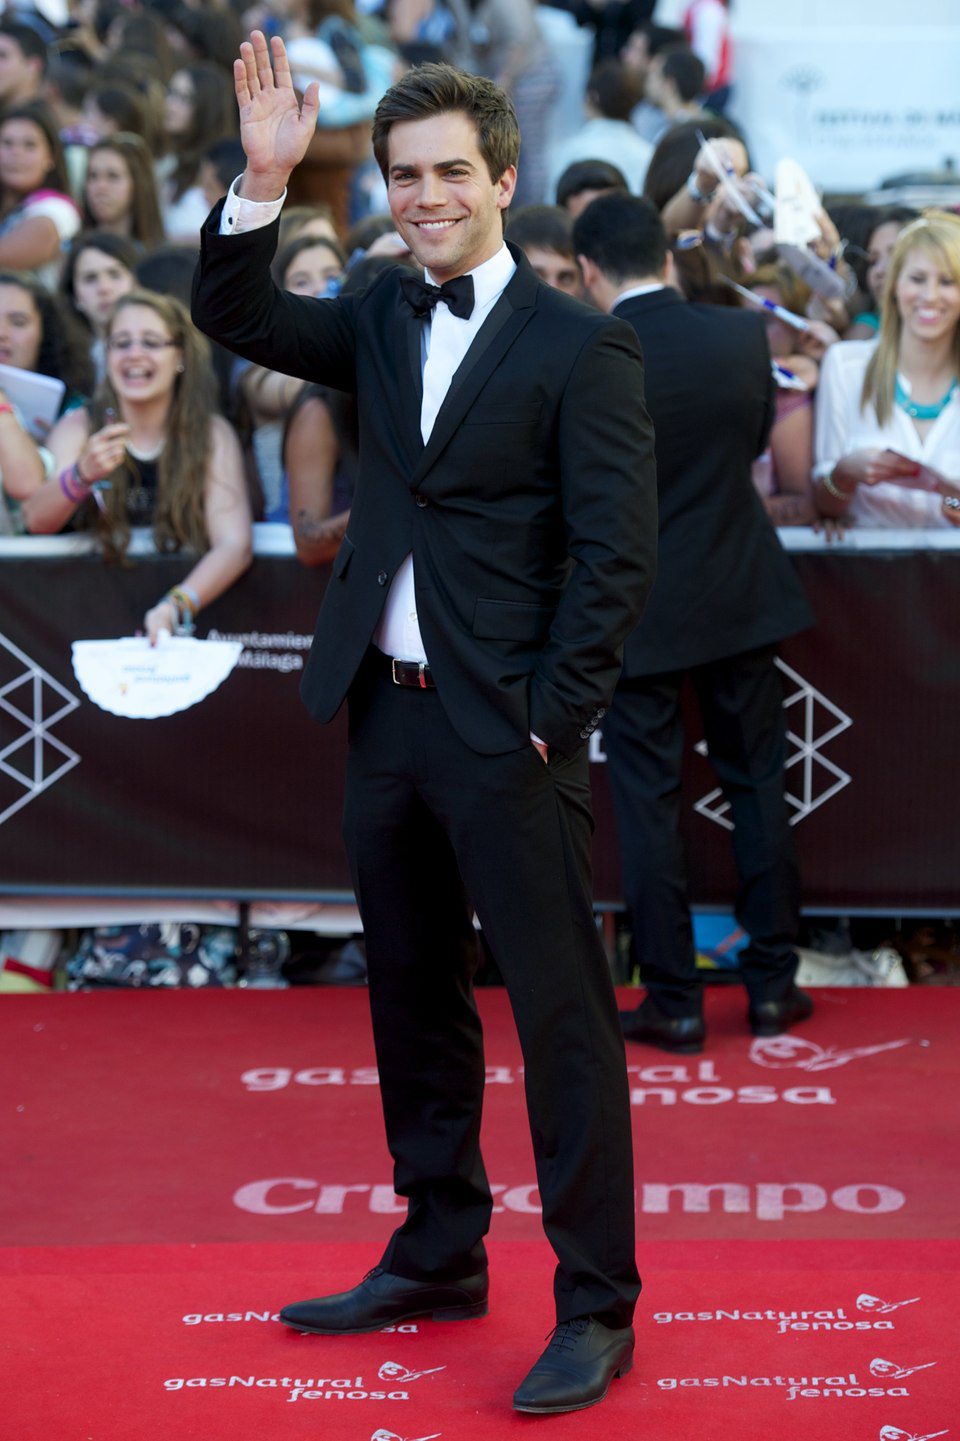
top-left (613, 288), bottom-right (812, 677)
top-left (193, 214), bottom-right (658, 756)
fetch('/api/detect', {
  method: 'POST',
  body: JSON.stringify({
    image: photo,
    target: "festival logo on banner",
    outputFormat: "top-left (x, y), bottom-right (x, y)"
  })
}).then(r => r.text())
top-left (651, 1293), bottom-right (923, 1335)
top-left (0, 631), bottom-right (80, 826)
top-left (694, 659), bottom-right (852, 829)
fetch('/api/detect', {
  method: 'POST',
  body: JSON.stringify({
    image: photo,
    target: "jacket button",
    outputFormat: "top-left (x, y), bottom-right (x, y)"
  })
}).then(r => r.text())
top-left (415, 494), bottom-right (428, 507)
top-left (377, 570), bottom-right (388, 585)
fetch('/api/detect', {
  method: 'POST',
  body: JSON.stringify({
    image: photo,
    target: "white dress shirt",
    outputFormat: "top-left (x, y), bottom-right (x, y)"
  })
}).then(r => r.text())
top-left (375, 241), bottom-right (516, 661)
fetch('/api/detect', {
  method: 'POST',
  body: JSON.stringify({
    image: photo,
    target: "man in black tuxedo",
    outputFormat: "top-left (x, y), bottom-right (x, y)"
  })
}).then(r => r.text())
top-left (574, 192), bottom-right (813, 1055)
top-left (192, 34), bottom-right (657, 1414)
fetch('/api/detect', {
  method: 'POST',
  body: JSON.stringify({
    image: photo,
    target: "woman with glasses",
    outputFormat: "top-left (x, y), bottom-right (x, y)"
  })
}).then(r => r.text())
top-left (21, 290), bottom-right (252, 642)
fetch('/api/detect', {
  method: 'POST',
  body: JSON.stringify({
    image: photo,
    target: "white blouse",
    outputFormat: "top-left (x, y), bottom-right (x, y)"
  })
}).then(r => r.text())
top-left (814, 339), bottom-right (959, 527)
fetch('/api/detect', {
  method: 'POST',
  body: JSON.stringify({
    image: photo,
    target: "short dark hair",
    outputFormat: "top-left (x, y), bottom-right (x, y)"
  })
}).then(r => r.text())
top-left (507, 204), bottom-right (574, 258)
top-left (45, 41), bottom-right (94, 108)
top-left (573, 192), bottom-right (668, 285)
top-left (658, 45), bottom-right (706, 104)
top-left (587, 61), bottom-right (642, 123)
top-left (372, 62), bottom-right (519, 183)
top-left (61, 230), bottom-right (139, 314)
top-left (632, 22), bottom-right (685, 58)
top-left (0, 21), bottom-right (47, 72)
top-left (555, 159), bottom-right (628, 210)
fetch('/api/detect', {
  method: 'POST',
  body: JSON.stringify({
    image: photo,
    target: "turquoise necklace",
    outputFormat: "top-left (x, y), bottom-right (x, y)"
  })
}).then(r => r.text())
top-left (895, 373), bottom-right (958, 421)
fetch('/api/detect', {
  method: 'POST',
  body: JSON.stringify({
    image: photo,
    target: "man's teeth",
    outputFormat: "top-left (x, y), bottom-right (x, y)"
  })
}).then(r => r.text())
top-left (419, 220), bottom-right (458, 230)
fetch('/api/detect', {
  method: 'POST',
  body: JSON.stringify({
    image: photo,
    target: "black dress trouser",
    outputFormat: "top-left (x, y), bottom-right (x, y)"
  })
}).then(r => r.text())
top-left (341, 653), bottom-right (641, 1327)
top-left (603, 644), bottom-right (801, 1019)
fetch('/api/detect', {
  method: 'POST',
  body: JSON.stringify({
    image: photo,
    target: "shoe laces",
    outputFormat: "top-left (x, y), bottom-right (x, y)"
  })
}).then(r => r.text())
top-left (545, 1316), bottom-right (590, 1350)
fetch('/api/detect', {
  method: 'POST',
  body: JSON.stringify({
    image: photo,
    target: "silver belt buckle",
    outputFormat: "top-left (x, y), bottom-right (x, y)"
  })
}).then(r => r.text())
top-left (418, 662), bottom-right (428, 689)
top-left (391, 658), bottom-right (401, 686)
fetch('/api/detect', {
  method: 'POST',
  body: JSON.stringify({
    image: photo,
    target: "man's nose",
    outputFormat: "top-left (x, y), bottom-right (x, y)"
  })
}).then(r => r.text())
top-left (418, 173), bottom-right (446, 207)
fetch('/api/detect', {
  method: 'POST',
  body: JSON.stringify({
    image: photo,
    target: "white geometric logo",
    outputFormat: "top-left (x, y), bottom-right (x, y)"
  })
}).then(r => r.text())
top-left (0, 632), bottom-right (80, 827)
top-left (694, 658), bottom-right (852, 830)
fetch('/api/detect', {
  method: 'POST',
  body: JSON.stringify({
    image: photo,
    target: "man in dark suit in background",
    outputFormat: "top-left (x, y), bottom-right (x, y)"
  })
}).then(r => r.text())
top-left (192, 34), bottom-right (657, 1415)
top-left (575, 192), bottom-right (814, 1055)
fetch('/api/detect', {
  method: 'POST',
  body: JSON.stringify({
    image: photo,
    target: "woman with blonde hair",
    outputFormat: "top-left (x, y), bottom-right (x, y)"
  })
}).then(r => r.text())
top-left (81, 134), bottom-right (165, 250)
top-left (21, 289), bottom-right (252, 642)
top-left (814, 209), bottom-right (960, 528)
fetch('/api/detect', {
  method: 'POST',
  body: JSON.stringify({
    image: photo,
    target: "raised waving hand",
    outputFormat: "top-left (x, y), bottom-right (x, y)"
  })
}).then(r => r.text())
top-left (234, 31), bottom-right (320, 199)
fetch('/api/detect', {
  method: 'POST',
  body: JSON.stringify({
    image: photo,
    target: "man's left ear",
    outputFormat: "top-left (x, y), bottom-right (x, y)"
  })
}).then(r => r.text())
top-left (497, 165), bottom-right (518, 211)
top-left (578, 254), bottom-right (600, 293)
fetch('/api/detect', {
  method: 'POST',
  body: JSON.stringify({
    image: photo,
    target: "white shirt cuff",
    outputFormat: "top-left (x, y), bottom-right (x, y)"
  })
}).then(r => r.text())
top-left (219, 176), bottom-right (287, 236)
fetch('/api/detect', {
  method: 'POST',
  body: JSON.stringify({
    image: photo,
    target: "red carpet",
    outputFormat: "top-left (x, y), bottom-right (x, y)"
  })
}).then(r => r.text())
top-left (2, 987), bottom-right (958, 1438)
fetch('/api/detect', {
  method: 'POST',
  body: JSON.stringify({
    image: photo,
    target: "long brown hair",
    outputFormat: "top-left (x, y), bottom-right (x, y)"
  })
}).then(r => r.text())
top-left (862, 209), bottom-right (960, 424)
top-left (0, 101), bottom-right (72, 207)
top-left (82, 134), bottom-right (164, 249)
top-left (88, 289), bottom-right (217, 563)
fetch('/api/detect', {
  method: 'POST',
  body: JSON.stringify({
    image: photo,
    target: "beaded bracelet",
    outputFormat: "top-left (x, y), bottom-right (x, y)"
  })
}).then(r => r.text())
top-left (820, 471), bottom-right (854, 502)
top-left (163, 589), bottom-right (196, 636)
top-left (58, 462), bottom-right (90, 505)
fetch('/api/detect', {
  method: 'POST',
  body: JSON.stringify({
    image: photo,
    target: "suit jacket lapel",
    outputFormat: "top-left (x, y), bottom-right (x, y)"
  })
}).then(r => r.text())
top-left (409, 245), bottom-right (539, 487)
top-left (397, 289), bottom-right (426, 457)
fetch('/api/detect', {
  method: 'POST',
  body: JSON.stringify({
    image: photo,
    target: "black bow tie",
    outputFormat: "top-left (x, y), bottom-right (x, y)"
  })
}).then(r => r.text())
top-left (399, 272), bottom-right (475, 322)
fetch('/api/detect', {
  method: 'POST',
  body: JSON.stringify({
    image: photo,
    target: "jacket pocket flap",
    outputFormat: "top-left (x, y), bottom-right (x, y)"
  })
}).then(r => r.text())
top-left (333, 534), bottom-right (355, 579)
top-left (473, 596), bottom-right (555, 640)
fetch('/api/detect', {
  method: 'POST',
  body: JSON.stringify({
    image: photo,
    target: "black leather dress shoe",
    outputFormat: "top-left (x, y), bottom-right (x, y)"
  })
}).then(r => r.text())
top-left (619, 997), bottom-right (705, 1054)
top-left (513, 1316), bottom-right (635, 1414)
top-left (278, 1265), bottom-right (488, 1335)
top-left (748, 985), bottom-right (814, 1037)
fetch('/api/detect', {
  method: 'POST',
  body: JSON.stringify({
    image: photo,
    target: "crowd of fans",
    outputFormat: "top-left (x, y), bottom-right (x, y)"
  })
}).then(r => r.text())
top-left (1, 0), bottom-right (958, 617)
top-left (0, 0), bottom-right (957, 989)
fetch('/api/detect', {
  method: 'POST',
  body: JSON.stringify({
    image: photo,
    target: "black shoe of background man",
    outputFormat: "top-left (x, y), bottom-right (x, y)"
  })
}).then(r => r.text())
top-left (747, 984), bottom-right (814, 1038)
top-left (513, 1316), bottom-right (635, 1414)
top-left (619, 996), bottom-right (705, 1054)
top-left (278, 1265), bottom-right (488, 1334)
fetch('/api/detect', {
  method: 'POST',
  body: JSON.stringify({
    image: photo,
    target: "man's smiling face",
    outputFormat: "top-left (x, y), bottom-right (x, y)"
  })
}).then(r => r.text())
top-left (387, 110), bottom-right (516, 282)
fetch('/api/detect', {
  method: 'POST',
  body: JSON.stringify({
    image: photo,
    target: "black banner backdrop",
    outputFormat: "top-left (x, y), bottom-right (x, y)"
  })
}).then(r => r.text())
top-left (0, 538), bottom-right (957, 911)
